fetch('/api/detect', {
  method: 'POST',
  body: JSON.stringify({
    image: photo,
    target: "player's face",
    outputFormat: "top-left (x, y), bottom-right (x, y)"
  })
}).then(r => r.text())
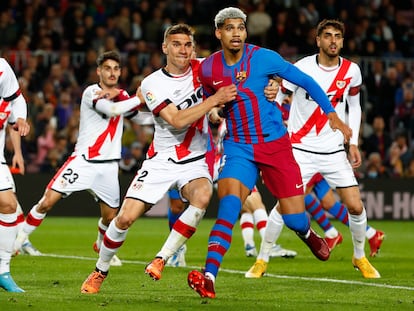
top-left (97, 59), bottom-right (121, 88)
top-left (215, 19), bottom-right (247, 54)
top-left (316, 26), bottom-right (343, 58)
top-left (163, 33), bottom-right (194, 74)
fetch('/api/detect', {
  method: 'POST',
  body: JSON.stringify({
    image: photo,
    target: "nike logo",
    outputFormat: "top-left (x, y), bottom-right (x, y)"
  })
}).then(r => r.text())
top-left (213, 80), bottom-right (223, 86)
top-left (295, 183), bottom-right (303, 189)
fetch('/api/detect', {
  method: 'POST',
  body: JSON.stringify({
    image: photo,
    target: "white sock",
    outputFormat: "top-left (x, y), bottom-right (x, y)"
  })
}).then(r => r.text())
top-left (157, 205), bottom-right (205, 260)
top-left (23, 204), bottom-right (47, 235)
top-left (240, 213), bottom-right (255, 247)
top-left (96, 220), bottom-right (128, 272)
top-left (325, 227), bottom-right (339, 239)
top-left (349, 208), bottom-right (367, 259)
top-left (253, 208), bottom-right (268, 240)
top-left (96, 218), bottom-right (108, 250)
top-left (257, 208), bottom-right (284, 262)
top-left (0, 212), bottom-right (18, 274)
top-left (365, 227), bottom-right (376, 240)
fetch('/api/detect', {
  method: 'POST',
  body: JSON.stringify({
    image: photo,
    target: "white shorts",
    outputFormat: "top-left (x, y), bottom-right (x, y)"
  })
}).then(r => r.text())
top-left (125, 155), bottom-right (212, 205)
top-left (292, 148), bottom-right (358, 190)
top-left (0, 164), bottom-right (15, 192)
top-left (48, 155), bottom-right (120, 208)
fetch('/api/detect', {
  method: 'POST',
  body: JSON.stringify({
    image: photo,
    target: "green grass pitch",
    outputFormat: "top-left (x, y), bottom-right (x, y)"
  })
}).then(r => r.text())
top-left (2, 217), bottom-right (413, 310)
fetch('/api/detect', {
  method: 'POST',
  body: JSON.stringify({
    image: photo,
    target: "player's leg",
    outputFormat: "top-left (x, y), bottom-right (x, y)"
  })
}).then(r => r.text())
top-left (263, 141), bottom-right (329, 261)
top-left (165, 189), bottom-right (188, 267)
top-left (306, 176), bottom-right (343, 251)
top-left (147, 177), bottom-right (211, 278)
top-left (188, 176), bottom-right (249, 298)
top-left (305, 193), bottom-right (343, 251)
top-left (315, 181), bottom-right (385, 257)
top-left (93, 203), bottom-right (122, 267)
top-left (146, 159), bottom-right (212, 280)
top-left (13, 188), bottom-right (62, 253)
top-left (245, 203), bottom-right (285, 278)
top-left (81, 197), bottom-right (149, 294)
top-left (240, 191), bottom-right (259, 257)
top-left (0, 187), bottom-right (24, 292)
top-left (14, 156), bottom-right (90, 252)
top-left (326, 152), bottom-right (380, 278)
top-left (15, 202), bottom-right (41, 256)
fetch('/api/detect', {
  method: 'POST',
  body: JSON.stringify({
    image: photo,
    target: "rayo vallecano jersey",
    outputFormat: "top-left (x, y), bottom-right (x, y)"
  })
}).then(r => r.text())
top-left (285, 55), bottom-right (361, 153)
top-left (141, 59), bottom-right (208, 162)
top-left (0, 100), bottom-right (11, 163)
top-left (73, 84), bottom-right (128, 161)
top-left (0, 57), bottom-right (25, 163)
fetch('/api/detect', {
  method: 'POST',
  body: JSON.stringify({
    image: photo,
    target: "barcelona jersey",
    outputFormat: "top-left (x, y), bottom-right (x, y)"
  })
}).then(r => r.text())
top-left (199, 44), bottom-right (334, 145)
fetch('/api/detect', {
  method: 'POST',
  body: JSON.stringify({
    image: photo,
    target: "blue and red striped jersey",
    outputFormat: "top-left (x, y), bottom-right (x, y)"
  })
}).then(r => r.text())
top-left (199, 44), bottom-right (334, 145)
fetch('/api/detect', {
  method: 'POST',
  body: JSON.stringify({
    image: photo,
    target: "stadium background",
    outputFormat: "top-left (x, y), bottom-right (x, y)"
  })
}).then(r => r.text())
top-left (2, 1), bottom-right (414, 220)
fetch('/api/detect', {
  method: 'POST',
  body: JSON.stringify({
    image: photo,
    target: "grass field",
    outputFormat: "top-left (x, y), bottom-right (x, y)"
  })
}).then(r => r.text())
top-left (1, 217), bottom-right (413, 310)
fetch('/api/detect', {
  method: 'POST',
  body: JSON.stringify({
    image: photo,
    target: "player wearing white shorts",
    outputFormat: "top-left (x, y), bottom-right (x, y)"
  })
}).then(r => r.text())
top-left (81, 24), bottom-right (237, 294)
top-left (13, 51), bottom-right (143, 266)
top-left (0, 57), bottom-right (30, 293)
top-left (250, 19), bottom-right (379, 279)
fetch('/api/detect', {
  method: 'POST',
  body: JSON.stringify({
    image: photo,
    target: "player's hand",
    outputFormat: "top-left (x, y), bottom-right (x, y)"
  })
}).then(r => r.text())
top-left (212, 84), bottom-right (237, 108)
top-left (348, 144), bottom-right (362, 168)
top-left (136, 86), bottom-right (144, 102)
top-left (264, 79), bottom-right (279, 102)
top-left (13, 118), bottom-right (30, 136)
top-left (327, 112), bottom-right (352, 143)
top-left (12, 153), bottom-right (25, 175)
top-left (208, 107), bottom-right (224, 124)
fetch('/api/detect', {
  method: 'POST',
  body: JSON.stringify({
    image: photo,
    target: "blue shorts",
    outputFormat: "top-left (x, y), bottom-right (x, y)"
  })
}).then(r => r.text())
top-left (219, 134), bottom-right (303, 199)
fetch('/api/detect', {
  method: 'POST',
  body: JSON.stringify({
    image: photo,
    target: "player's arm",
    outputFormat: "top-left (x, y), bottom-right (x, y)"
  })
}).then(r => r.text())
top-left (8, 124), bottom-right (25, 175)
top-left (208, 79), bottom-right (277, 124)
top-left (346, 86), bottom-right (362, 168)
top-left (280, 64), bottom-right (352, 142)
top-left (93, 90), bottom-right (143, 117)
top-left (7, 95), bottom-right (30, 137)
top-left (159, 84), bottom-right (237, 129)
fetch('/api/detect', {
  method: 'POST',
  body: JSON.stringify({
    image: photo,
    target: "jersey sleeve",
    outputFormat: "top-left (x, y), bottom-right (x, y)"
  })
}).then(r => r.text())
top-left (0, 58), bottom-right (19, 99)
top-left (279, 63), bottom-right (335, 115)
top-left (141, 73), bottom-right (170, 116)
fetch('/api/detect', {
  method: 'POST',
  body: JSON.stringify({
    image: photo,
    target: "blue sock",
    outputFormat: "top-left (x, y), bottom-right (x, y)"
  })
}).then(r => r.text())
top-left (205, 195), bottom-right (242, 277)
top-left (168, 208), bottom-right (183, 231)
top-left (327, 201), bottom-right (349, 226)
top-left (305, 194), bottom-right (332, 232)
top-left (282, 212), bottom-right (310, 236)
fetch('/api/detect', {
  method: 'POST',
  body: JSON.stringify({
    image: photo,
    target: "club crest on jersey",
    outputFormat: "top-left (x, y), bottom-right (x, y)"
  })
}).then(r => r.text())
top-left (336, 80), bottom-right (346, 89)
top-left (145, 91), bottom-right (155, 103)
top-left (236, 71), bottom-right (247, 82)
top-left (0, 112), bottom-right (8, 120)
top-left (59, 178), bottom-right (68, 188)
top-left (131, 181), bottom-right (143, 191)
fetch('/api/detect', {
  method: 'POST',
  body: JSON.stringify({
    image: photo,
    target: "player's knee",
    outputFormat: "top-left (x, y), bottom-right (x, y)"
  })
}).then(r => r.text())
top-left (0, 198), bottom-right (17, 214)
top-left (282, 212), bottom-right (309, 233)
top-left (115, 214), bottom-right (135, 230)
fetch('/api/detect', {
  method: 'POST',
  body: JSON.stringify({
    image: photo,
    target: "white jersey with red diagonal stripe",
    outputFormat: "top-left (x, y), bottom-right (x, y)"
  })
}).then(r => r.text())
top-left (141, 59), bottom-right (208, 162)
top-left (73, 84), bottom-right (128, 161)
top-left (0, 100), bottom-right (12, 163)
top-left (284, 55), bottom-right (362, 153)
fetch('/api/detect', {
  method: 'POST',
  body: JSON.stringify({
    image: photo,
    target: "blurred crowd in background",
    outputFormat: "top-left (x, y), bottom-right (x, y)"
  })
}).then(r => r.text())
top-left (1, 0), bottom-right (414, 179)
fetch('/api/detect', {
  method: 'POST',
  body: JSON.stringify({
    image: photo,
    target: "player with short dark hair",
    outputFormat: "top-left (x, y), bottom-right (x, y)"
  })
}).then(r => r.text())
top-left (187, 8), bottom-right (351, 298)
top-left (13, 50), bottom-right (144, 267)
top-left (247, 19), bottom-right (380, 279)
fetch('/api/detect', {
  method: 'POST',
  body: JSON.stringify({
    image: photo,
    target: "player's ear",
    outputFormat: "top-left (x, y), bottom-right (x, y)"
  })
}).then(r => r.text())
top-left (162, 42), bottom-right (168, 55)
top-left (215, 28), bottom-right (221, 40)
